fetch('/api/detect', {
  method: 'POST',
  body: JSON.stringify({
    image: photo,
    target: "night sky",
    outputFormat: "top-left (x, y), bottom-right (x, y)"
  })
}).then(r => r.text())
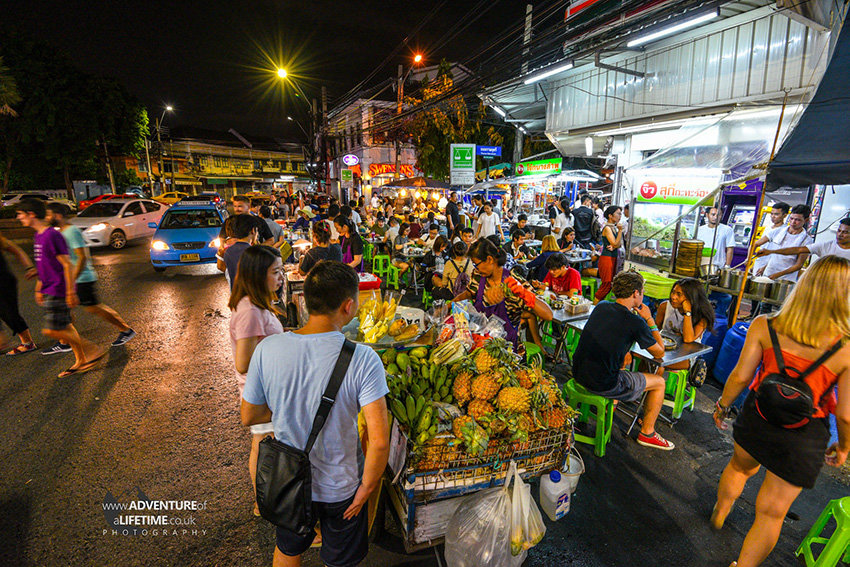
top-left (7, 0), bottom-right (527, 141)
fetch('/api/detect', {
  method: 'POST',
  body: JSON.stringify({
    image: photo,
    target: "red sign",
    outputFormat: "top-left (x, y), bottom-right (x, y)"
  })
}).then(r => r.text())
top-left (640, 181), bottom-right (658, 200)
top-left (368, 163), bottom-right (416, 177)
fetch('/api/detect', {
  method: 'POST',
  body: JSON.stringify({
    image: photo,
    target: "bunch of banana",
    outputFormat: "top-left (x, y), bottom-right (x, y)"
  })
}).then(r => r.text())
top-left (429, 338), bottom-right (467, 365)
top-left (390, 394), bottom-right (437, 447)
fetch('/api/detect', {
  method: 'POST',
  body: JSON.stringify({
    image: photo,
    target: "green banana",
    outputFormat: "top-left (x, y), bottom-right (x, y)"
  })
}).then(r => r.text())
top-left (411, 382), bottom-right (423, 398)
top-left (405, 396), bottom-right (417, 424)
top-left (415, 396), bottom-right (425, 418)
top-left (392, 399), bottom-right (408, 425)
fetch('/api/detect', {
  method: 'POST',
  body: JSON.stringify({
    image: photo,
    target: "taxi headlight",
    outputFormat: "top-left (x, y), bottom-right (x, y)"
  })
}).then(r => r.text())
top-left (88, 223), bottom-right (107, 232)
top-left (152, 240), bottom-right (170, 251)
top-left (209, 237), bottom-right (221, 248)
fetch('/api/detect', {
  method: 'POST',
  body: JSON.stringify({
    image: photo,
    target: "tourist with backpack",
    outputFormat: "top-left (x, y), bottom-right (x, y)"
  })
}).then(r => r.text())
top-left (433, 241), bottom-right (473, 301)
top-left (711, 255), bottom-right (850, 567)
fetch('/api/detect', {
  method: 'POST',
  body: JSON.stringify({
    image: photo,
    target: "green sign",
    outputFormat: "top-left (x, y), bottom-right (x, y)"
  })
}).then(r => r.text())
top-left (450, 143), bottom-right (476, 185)
top-left (341, 169), bottom-right (353, 182)
top-left (515, 158), bottom-right (562, 177)
top-left (207, 179), bottom-right (228, 185)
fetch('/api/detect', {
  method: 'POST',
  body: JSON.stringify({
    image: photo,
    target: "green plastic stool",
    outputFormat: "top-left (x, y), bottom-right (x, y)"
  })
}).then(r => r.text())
top-left (540, 321), bottom-right (559, 350)
top-left (421, 289), bottom-right (433, 310)
top-left (564, 328), bottom-right (581, 361)
top-left (796, 496), bottom-right (850, 566)
top-left (372, 254), bottom-right (390, 278)
top-left (564, 379), bottom-right (614, 457)
top-left (663, 369), bottom-right (696, 419)
top-left (523, 342), bottom-right (544, 366)
top-left (362, 243), bottom-right (374, 269)
top-left (581, 277), bottom-right (598, 300)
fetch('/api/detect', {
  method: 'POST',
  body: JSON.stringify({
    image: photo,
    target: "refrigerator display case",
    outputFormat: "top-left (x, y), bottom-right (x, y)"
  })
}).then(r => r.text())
top-left (628, 201), bottom-right (699, 271)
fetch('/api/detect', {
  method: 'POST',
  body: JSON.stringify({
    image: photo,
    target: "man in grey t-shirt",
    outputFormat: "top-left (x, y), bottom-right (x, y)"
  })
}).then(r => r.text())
top-left (242, 261), bottom-right (389, 567)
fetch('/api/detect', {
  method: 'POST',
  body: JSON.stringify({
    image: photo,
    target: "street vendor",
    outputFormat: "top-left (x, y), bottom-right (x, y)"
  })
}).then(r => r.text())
top-left (453, 238), bottom-right (553, 348)
top-left (752, 204), bottom-right (811, 281)
top-left (696, 206), bottom-right (736, 268)
top-left (751, 202), bottom-right (789, 276)
top-left (757, 216), bottom-right (850, 263)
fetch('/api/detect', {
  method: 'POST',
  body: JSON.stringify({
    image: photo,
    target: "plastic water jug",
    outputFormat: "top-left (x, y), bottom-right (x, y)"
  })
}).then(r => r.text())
top-left (540, 470), bottom-right (570, 521)
top-left (713, 321), bottom-right (750, 384)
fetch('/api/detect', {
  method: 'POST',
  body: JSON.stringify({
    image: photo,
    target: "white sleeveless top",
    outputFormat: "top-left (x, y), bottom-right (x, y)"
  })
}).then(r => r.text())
top-left (661, 301), bottom-right (685, 335)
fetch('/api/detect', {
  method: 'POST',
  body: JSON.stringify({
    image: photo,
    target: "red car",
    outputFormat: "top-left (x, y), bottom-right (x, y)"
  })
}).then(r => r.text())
top-left (79, 193), bottom-right (137, 210)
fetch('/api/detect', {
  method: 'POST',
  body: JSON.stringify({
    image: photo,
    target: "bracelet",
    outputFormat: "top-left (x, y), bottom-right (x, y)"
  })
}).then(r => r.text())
top-left (715, 398), bottom-right (732, 419)
top-left (648, 325), bottom-right (658, 331)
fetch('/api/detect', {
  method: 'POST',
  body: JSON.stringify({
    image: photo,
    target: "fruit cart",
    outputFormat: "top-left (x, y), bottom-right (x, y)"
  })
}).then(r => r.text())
top-left (374, 338), bottom-right (575, 553)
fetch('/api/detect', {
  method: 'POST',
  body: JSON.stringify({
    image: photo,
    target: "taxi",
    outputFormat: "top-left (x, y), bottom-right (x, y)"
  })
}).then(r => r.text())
top-left (152, 191), bottom-right (189, 205)
top-left (148, 199), bottom-right (226, 272)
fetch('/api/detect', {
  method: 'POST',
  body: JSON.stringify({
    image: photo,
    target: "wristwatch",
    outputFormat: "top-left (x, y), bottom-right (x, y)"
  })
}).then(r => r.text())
top-left (684, 311), bottom-right (692, 317)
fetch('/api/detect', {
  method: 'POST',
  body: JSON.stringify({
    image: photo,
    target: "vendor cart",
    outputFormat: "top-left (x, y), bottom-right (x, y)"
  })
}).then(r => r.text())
top-left (380, 419), bottom-right (573, 552)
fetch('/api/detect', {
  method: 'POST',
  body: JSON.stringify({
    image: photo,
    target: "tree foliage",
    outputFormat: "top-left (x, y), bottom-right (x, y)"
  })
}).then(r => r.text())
top-left (0, 33), bottom-right (149, 195)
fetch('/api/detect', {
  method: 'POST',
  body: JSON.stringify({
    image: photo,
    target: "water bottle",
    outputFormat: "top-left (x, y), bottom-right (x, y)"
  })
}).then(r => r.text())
top-left (539, 470), bottom-right (570, 521)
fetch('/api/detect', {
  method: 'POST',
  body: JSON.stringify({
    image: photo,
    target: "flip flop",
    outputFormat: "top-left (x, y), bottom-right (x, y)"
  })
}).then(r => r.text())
top-left (59, 350), bottom-right (107, 378)
top-left (58, 367), bottom-right (81, 378)
top-left (6, 342), bottom-right (37, 356)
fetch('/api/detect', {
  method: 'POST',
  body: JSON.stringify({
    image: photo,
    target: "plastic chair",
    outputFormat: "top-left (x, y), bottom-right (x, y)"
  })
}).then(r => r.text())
top-left (540, 321), bottom-right (559, 350)
top-left (421, 288), bottom-right (433, 310)
top-left (372, 254), bottom-right (391, 278)
top-left (362, 243), bottom-right (374, 269)
top-left (564, 328), bottom-right (582, 362)
top-left (662, 369), bottom-right (696, 419)
top-left (564, 379), bottom-right (614, 457)
top-left (523, 342), bottom-right (543, 366)
top-left (796, 496), bottom-right (850, 566)
top-left (581, 277), bottom-right (598, 300)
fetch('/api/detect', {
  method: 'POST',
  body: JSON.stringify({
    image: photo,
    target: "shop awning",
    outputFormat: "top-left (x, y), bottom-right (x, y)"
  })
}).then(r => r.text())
top-left (766, 10), bottom-right (850, 189)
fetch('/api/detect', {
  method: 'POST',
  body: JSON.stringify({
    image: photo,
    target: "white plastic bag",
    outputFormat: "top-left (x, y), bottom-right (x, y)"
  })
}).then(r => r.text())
top-left (511, 464), bottom-right (546, 555)
top-left (445, 462), bottom-right (527, 567)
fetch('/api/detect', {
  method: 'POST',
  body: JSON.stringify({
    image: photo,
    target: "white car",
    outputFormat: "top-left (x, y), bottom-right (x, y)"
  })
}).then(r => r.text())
top-left (2, 192), bottom-right (51, 207)
top-left (70, 198), bottom-right (166, 249)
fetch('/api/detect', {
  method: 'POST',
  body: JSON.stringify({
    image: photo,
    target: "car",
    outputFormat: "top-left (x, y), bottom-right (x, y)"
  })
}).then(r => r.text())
top-left (153, 191), bottom-right (189, 205)
top-left (79, 193), bottom-right (137, 210)
top-left (242, 191), bottom-right (271, 201)
top-left (198, 191), bottom-right (226, 208)
top-left (1, 192), bottom-right (51, 208)
top-left (123, 187), bottom-right (147, 197)
top-left (49, 198), bottom-right (79, 212)
top-left (148, 202), bottom-right (225, 272)
top-left (69, 198), bottom-right (165, 249)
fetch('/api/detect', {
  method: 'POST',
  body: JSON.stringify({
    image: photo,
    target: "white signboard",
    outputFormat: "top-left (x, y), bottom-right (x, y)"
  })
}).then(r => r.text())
top-left (450, 143), bottom-right (476, 185)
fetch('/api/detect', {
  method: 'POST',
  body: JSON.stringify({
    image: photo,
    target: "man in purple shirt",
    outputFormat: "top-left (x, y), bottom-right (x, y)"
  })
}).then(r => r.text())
top-left (16, 199), bottom-right (104, 377)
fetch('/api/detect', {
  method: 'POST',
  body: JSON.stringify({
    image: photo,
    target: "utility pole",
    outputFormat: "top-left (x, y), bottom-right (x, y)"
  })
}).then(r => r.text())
top-left (169, 140), bottom-right (175, 189)
top-left (156, 116), bottom-right (165, 196)
top-left (101, 139), bottom-right (117, 194)
top-left (144, 139), bottom-right (153, 194)
top-left (322, 86), bottom-right (330, 196)
top-left (395, 64), bottom-right (403, 180)
top-left (513, 3), bottom-right (533, 215)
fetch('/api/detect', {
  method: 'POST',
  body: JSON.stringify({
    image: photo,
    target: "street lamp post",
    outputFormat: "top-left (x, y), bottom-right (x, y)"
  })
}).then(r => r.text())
top-left (277, 69), bottom-right (323, 191)
top-left (395, 54), bottom-right (423, 179)
top-left (155, 105), bottom-right (173, 196)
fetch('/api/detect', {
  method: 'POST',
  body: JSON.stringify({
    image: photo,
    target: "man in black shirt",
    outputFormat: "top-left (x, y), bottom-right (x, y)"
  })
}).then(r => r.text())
top-left (220, 195), bottom-right (273, 246)
top-left (445, 192), bottom-right (460, 233)
top-left (572, 272), bottom-right (674, 450)
top-left (571, 194), bottom-right (596, 247)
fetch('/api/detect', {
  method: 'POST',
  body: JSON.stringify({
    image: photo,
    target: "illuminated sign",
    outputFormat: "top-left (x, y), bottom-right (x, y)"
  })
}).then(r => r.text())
top-left (515, 158), bottom-right (562, 177)
top-left (342, 154), bottom-right (359, 166)
top-left (632, 169), bottom-right (722, 205)
top-left (368, 163), bottom-right (416, 177)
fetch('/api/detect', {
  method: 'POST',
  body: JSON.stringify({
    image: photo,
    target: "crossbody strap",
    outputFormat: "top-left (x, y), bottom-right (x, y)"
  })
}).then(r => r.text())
top-left (767, 318), bottom-right (844, 381)
top-left (304, 339), bottom-right (356, 454)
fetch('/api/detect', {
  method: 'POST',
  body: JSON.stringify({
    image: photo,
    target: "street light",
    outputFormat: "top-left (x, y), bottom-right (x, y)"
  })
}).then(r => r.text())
top-left (153, 105), bottom-right (174, 196)
top-left (277, 68), bottom-right (287, 79)
top-left (395, 54), bottom-right (424, 178)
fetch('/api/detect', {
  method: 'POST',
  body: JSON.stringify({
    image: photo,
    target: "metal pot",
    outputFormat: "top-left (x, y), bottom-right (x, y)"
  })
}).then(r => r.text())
top-left (746, 279), bottom-right (773, 298)
top-left (719, 268), bottom-right (746, 290)
top-left (700, 264), bottom-right (720, 278)
top-left (645, 239), bottom-right (658, 250)
top-left (768, 279), bottom-right (794, 302)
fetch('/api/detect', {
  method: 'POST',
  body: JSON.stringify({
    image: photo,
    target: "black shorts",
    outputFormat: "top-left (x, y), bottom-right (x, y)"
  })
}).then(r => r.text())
top-left (43, 294), bottom-right (72, 331)
top-left (275, 494), bottom-right (368, 567)
top-left (76, 281), bottom-right (99, 307)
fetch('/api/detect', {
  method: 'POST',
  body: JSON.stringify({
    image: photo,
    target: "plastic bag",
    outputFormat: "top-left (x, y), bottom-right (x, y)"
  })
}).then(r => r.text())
top-left (445, 462), bottom-right (527, 567)
top-left (510, 464), bottom-right (546, 555)
top-left (482, 314), bottom-right (509, 341)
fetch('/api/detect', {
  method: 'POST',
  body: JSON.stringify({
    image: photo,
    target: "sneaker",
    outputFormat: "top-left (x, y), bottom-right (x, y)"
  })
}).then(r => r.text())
top-left (636, 431), bottom-right (675, 451)
top-left (41, 342), bottom-right (72, 356)
top-left (111, 329), bottom-right (137, 347)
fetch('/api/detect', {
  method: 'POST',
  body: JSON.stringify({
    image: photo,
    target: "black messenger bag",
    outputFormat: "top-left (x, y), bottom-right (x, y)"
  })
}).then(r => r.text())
top-left (255, 339), bottom-right (355, 534)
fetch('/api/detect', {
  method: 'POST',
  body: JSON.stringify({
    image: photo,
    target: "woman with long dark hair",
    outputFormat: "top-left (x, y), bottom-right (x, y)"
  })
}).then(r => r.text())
top-left (711, 256), bottom-right (850, 567)
top-left (594, 205), bottom-right (623, 304)
top-left (654, 278), bottom-right (714, 372)
top-left (453, 238), bottom-right (553, 347)
top-left (334, 214), bottom-right (364, 271)
top-left (299, 221), bottom-right (342, 276)
top-left (228, 245), bottom-right (284, 516)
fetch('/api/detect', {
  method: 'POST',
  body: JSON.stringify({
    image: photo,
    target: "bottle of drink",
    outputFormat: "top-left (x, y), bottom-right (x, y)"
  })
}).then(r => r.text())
top-left (539, 470), bottom-right (570, 521)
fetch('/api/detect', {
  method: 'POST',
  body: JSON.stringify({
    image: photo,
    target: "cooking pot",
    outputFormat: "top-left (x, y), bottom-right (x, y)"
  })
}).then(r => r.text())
top-left (644, 239), bottom-right (658, 250)
top-left (746, 279), bottom-right (773, 298)
top-left (768, 279), bottom-right (794, 302)
top-left (719, 268), bottom-right (746, 290)
top-left (700, 264), bottom-right (720, 278)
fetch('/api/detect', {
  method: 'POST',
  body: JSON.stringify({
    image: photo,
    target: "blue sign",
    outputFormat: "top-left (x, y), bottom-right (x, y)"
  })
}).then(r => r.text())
top-left (476, 145), bottom-right (502, 158)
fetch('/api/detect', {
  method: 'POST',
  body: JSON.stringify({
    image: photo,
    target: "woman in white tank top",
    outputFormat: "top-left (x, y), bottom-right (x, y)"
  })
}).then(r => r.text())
top-left (655, 278), bottom-right (715, 370)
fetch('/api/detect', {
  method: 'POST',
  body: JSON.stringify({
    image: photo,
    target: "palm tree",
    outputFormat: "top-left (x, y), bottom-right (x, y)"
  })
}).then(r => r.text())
top-left (0, 56), bottom-right (21, 117)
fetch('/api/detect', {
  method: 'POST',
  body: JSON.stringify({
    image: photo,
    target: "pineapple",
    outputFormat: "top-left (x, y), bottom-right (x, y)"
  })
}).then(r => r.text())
top-left (467, 399), bottom-right (495, 421)
top-left (473, 338), bottom-right (513, 373)
top-left (471, 371), bottom-right (503, 400)
top-left (529, 384), bottom-right (552, 411)
top-left (497, 387), bottom-right (531, 414)
top-left (452, 415), bottom-right (474, 439)
top-left (452, 370), bottom-right (473, 405)
top-left (542, 406), bottom-right (568, 429)
top-left (515, 368), bottom-right (536, 389)
top-left (481, 412), bottom-right (510, 436)
top-left (538, 377), bottom-right (562, 406)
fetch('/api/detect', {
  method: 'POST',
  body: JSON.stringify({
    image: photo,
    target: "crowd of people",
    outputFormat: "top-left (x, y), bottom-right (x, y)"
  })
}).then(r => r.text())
top-left (2, 188), bottom-right (847, 567)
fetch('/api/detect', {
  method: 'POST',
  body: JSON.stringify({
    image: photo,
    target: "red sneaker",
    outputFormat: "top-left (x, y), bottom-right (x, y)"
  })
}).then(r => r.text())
top-left (637, 431), bottom-right (675, 451)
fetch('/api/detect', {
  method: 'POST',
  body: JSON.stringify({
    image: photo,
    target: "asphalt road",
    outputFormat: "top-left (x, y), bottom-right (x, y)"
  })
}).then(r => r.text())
top-left (0, 241), bottom-right (846, 566)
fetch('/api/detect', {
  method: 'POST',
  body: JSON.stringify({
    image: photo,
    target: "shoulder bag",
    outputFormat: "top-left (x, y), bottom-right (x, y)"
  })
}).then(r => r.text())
top-left (255, 339), bottom-right (356, 533)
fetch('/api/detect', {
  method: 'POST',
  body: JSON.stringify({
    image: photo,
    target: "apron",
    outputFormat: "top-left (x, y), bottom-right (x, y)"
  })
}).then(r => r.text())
top-left (474, 269), bottom-right (519, 347)
top-left (341, 236), bottom-right (362, 272)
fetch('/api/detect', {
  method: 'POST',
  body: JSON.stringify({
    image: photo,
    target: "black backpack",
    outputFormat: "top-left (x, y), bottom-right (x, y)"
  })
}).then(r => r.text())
top-left (754, 319), bottom-right (843, 429)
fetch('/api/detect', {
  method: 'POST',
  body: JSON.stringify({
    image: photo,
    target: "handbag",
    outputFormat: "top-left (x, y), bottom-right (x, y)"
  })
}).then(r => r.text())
top-left (754, 319), bottom-right (843, 429)
top-left (254, 339), bottom-right (356, 533)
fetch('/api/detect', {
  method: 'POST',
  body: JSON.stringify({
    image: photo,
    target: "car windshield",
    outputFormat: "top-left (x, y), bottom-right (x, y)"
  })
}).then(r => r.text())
top-left (79, 202), bottom-right (124, 217)
top-left (4, 194), bottom-right (19, 200)
top-left (160, 209), bottom-right (222, 229)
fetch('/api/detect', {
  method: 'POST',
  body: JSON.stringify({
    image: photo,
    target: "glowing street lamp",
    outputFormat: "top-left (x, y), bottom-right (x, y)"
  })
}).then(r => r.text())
top-left (277, 68), bottom-right (287, 79)
top-left (413, 54), bottom-right (423, 64)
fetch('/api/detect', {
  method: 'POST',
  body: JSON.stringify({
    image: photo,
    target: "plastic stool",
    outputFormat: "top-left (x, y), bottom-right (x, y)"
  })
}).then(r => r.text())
top-left (540, 321), bottom-right (559, 350)
top-left (362, 243), bottom-right (374, 269)
top-left (372, 254), bottom-right (391, 278)
top-left (796, 496), bottom-right (850, 566)
top-left (564, 379), bottom-right (614, 457)
top-left (524, 342), bottom-right (543, 366)
top-left (385, 264), bottom-right (401, 290)
top-left (564, 328), bottom-right (581, 361)
top-left (581, 277), bottom-right (598, 300)
top-left (663, 369), bottom-right (696, 419)
top-left (421, 289), bottom-right (433, 310)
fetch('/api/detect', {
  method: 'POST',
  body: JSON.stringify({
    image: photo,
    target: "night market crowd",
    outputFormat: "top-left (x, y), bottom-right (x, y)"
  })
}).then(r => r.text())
top-left (1, 189), bottom-right (847, 567)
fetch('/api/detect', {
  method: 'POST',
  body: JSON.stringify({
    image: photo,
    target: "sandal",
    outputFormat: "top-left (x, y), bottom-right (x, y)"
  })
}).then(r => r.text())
top-left (59, 350), bottom-right (107, 378)
top-left (6, 342), bottom-right (37, 355)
